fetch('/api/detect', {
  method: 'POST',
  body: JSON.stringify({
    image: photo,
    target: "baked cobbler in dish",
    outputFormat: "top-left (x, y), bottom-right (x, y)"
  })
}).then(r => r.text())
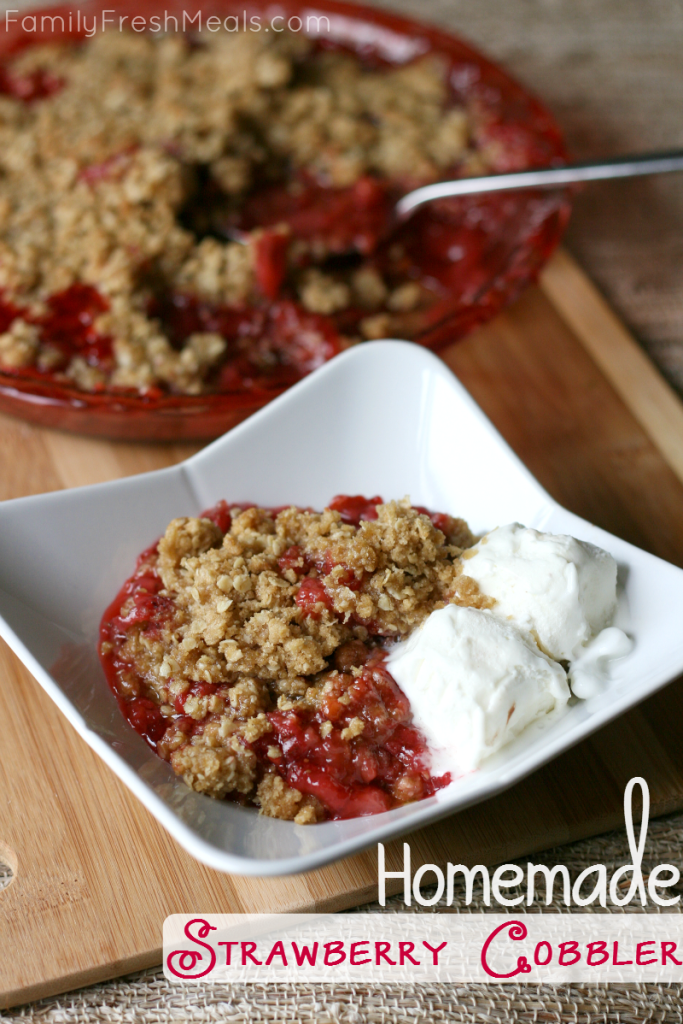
top-left (0, 29), bottom-right (561, 400)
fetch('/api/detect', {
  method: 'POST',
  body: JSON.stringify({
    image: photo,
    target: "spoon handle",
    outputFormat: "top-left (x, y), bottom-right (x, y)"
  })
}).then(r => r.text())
top-left (395, 149), bottom-right (683, 219)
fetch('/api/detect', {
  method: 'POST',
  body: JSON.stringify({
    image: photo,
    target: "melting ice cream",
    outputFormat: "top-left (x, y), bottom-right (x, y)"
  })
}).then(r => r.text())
top-left (388, 524), bottom-right (633, 776)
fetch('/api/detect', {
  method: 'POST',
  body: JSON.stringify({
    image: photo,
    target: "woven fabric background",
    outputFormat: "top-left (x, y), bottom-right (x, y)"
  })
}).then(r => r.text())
top-left (1, 0), bottom-right (683, 1019)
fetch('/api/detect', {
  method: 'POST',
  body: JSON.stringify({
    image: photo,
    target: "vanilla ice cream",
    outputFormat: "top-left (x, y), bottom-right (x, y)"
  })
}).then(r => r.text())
top-left (387, 604), bottom-right (570, 776)
top-left (462, 524), bottom-right (618, 661)
top-left (568, 626), bottom-right (634, 699)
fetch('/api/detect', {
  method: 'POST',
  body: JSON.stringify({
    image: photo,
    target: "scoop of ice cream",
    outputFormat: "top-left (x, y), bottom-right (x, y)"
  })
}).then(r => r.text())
top-left (387, 604), bottom-right (570, 776)
top-left (461, 523), bottom-right (618, 661)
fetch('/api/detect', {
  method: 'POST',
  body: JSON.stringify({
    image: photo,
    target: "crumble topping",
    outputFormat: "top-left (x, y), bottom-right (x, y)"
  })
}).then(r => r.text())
top-left (153, 500), bottom-right (480, 685)
top-left (100, 497), bottom-right (488, 822)
top-left (0, 29), bottom-right (495, 396)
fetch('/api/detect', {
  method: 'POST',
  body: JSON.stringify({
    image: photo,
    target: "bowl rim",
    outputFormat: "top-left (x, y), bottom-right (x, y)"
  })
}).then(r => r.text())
top-left (2, 340), bottom-right (683, 876)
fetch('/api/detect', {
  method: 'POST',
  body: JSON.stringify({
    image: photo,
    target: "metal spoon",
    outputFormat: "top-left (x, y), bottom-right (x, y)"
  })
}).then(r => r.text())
top-left (395, 149), bottom-right (683, 220)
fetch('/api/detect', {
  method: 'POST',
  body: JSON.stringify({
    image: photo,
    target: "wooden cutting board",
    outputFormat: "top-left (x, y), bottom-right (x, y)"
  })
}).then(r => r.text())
top-left (3, 248), bottom-right (683, 1009)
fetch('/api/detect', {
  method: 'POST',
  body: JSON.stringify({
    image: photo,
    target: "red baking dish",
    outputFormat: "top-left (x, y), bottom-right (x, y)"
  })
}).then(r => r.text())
top-left (0, 0), bottom-right (570, 441)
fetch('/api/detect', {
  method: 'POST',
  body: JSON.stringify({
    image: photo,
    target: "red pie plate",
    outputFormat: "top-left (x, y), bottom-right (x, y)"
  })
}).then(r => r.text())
top-left (0, 0), bottom-right (570, 441)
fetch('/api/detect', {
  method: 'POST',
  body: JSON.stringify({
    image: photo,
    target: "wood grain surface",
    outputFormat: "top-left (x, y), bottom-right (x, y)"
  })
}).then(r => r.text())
top-left (2, 250), bottom-right (683, 1009)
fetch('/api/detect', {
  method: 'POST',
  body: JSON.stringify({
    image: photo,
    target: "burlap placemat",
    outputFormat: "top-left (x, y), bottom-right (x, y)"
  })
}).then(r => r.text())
top-left (1, 0), bottom-right (683, 1019)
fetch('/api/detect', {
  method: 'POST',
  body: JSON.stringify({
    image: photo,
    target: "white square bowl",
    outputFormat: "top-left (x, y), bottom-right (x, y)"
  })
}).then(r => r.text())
top-left (1, 340), bottom-right (683, 876)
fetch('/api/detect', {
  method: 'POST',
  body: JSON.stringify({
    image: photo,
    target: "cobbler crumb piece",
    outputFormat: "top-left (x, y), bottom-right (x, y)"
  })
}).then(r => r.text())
top-left (360, 313), bottom-right (393, 340)
top-left (350, 266), bottom-right (388, 309)
top-left (173, 238), bottom-right (255, 304)
top-left (340, 717), bottom-right (365, 741)
top-left (0, 318), bottom-right (40, 368)
top-left (299, 269), bottom-right (351, 315)
top-left (256, 772), bottom-right (325, 823)
top-left (170, 737), bottom-right (257, 798)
